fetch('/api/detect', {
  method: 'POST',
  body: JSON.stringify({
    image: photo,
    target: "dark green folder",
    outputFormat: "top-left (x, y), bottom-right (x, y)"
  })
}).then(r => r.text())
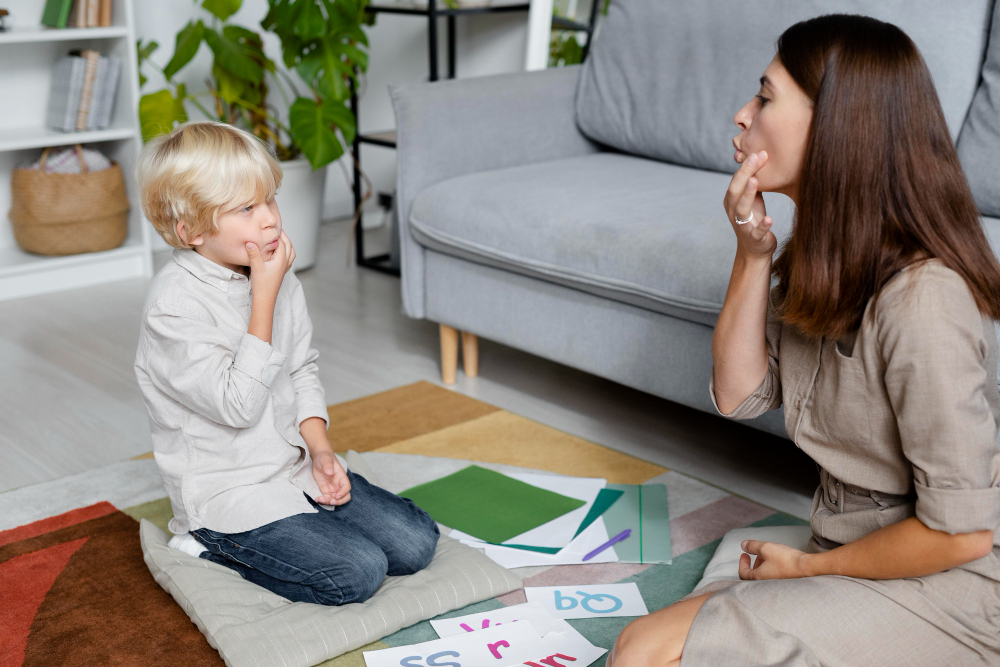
top-left (41, 0), bottom-right (74, 27)
top-left (400, 465), bottom-right (585, 544)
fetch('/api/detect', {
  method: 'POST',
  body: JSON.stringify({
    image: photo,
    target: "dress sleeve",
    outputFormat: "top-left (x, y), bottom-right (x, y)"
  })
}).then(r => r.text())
top-left (878, 266), bottom-right (1000, 535)
top-left (283, 274), bottom-right (328, 429)
top-left (710, 285), bottom-right (784, 419)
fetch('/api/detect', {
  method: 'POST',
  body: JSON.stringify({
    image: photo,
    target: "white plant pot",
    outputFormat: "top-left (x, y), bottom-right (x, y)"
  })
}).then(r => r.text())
top-left (275, 158), bottom-right (324, 272)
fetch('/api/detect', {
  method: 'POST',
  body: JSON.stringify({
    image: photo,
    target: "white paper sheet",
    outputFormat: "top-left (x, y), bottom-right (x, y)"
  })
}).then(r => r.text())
top-left (431, 602), bottom-right (583, 642)
top-left (449, 472), bottom-right (606, 549)
top-left (502, 631), bottom-right (608, 667)
top-left (525, 583), bottom-right (649, 619)
top-left (480, 518), bottom-right (617, 568)
top-left (363, 622), bottom-right (545, 667)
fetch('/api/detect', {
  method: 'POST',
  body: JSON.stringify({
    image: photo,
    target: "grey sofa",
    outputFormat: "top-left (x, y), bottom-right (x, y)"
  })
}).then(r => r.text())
top-left (390, 0), bottom-right (1000, 439)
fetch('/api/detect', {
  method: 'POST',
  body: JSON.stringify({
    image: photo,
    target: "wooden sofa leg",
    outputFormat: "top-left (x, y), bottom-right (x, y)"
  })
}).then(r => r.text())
top-left (462, 332), bottom-right (479, 378)
top-left (440, 324), bottom-right (459, 384)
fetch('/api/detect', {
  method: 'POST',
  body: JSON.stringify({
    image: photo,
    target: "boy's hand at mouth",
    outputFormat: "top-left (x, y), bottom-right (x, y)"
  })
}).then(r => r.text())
top-left (246, 230), bottom-right (295, 303)
top-left (312, 450), bottom-right (352, 506)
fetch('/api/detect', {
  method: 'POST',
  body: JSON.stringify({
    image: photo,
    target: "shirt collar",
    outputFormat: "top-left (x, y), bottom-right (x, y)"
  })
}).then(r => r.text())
top-left (172, 248), bottom-right (248, 293)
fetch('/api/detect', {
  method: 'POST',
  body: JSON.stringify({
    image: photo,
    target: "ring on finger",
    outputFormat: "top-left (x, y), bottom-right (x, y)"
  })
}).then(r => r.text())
top-left (735, 211), bottom-right (754, 225)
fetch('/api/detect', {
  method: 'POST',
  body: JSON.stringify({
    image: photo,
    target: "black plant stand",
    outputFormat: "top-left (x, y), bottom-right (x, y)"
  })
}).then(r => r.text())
top-left (350, 0), bottom-right (601, 275)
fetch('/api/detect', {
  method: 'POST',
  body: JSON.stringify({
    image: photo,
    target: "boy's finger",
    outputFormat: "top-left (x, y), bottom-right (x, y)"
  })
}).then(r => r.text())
top-left (246, 242), bottom-right (261, 265)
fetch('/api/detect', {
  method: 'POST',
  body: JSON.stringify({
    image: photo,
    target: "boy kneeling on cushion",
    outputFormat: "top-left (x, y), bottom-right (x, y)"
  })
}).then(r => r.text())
top-left (134, 121), bottom-right (439, 605)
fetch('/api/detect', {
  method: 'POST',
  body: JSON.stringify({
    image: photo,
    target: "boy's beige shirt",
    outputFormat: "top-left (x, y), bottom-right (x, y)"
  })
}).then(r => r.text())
top-left (135, 249), bottom-right (329, 535)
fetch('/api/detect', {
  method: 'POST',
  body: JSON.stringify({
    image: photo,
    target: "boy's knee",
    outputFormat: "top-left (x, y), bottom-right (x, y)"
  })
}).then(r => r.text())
top-left (334, 547), bottom-right (389, 604)
top-left (395, 522), bottom-right (440, 575)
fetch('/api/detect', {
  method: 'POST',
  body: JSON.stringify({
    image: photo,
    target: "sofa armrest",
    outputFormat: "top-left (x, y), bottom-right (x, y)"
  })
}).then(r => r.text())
top-left (390, 65), bottom-right (599, 318)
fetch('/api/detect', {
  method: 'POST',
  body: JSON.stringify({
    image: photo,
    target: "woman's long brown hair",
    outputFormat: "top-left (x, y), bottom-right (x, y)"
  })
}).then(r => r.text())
top-left (772, 14), bottom-right (1000, 338)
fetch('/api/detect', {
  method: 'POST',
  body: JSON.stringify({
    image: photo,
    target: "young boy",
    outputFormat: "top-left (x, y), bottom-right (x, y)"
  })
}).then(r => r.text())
top-left (134, 121), bottom-right (439, 605)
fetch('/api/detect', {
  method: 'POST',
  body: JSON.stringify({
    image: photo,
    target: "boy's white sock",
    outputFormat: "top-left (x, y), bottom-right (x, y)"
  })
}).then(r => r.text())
top-left (168, 532), bottom-right (208, 558)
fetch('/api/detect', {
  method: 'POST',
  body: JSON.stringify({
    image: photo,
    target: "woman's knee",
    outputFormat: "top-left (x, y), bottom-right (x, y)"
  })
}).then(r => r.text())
top-left (610, 618), bottom-right (665, 667)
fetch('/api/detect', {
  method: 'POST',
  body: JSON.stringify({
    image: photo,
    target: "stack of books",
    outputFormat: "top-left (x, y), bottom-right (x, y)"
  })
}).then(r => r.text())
top-left (42, 0), bottom-right (114, 28)
top-left (46, 50), bottom-right (122, 132)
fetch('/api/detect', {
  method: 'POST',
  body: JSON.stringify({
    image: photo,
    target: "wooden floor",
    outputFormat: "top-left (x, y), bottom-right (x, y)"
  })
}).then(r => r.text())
top-left (0, 220), bottom-right (818, 518)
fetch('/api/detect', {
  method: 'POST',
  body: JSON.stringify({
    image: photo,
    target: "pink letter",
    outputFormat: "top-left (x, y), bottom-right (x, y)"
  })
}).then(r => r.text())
top-left (487, 640), bottom-right (511, 659)
top-left (540, 654), bottom-right (578, 667)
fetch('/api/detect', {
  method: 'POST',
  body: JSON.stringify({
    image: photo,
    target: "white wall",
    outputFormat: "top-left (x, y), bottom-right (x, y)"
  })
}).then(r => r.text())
top-left (134, 0), bottom-right (529, 237)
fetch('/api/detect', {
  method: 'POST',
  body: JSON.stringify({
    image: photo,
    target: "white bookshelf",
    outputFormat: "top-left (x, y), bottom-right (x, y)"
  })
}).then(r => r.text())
top-left (0, 0), bottom-right (152, 303)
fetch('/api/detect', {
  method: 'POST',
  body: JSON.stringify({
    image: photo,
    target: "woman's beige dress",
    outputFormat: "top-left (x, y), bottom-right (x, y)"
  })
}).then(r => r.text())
top-left (683, 260), bottom-right (1000, 666)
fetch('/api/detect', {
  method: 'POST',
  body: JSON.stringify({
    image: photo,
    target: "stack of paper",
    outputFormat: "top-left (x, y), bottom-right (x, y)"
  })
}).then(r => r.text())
top-left (402, 466), bottom-right (672, 569)
top-left (446, 472), bottom-right (618, 568)
top-left (364, 602), bottom-right (612, 667)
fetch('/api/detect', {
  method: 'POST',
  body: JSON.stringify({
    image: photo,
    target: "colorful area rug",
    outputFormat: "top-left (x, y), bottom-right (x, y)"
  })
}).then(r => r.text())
top-left (0, 381), bottom-right (806, 666)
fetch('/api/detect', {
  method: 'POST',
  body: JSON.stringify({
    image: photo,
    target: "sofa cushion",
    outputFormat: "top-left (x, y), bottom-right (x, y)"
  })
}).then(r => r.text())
top-left (576, 0), bottom-right (992, 174)
top-left (408, 152), bottom-right (794, 327)
top-left (959, 5), bottom-right (1000, 217)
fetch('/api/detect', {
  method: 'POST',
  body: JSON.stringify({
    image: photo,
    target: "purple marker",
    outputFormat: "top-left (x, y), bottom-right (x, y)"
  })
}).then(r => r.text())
top-left (583, 528), bottom-right (632, 561)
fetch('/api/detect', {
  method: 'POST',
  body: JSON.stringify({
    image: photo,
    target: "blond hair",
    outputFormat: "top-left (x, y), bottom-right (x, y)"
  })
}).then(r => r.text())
top-left (137, 122), bottom-right (283, 248)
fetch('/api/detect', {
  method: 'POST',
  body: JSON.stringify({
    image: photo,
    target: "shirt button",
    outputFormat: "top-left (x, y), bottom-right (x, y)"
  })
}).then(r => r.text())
top-left (835, 481), bottom-right (841, 487)
top-left (219, 280), bottom-right (225, 287)
top-left (832, 498), bottom-right (838, 506)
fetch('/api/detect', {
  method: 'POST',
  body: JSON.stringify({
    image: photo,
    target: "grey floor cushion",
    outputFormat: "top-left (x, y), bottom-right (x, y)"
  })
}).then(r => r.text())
top-left (140, 451), bottom-right (522, 667)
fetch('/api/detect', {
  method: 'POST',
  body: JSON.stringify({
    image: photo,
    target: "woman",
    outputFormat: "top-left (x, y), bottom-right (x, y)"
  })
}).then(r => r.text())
top-left (608, 14), bottom-right (1000, 667)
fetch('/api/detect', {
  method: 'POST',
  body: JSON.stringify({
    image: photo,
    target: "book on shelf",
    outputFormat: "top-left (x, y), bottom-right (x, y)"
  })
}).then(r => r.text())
top-left (99, 0), bottom-right (112, 27)
top-left (75, 49), bottom-right (100, 130)
top-left (46, 51), bottom-right (122, 133)
top-left (64, 0), bottom-right (111, 27)
top-left (45, 57), bottom-right (86, 132)
top-left (67, 0), bottom-right (83, 27)
top-left (41, 0), bottom-right (74, 28)
top-left (86, 0), bottom-right (98, 27)
top-left (87, 56), bottom-right (121, 130)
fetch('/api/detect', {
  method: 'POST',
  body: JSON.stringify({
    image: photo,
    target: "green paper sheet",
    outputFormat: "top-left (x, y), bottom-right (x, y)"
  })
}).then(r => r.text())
top-left (573, 487), bottom-right (625, 538)
top-left (488, 487), bottom-right (626, 554)
top-left (602, 483), bottom-right (672, 564)
top-left (400, 465), bottom-right (585, 544)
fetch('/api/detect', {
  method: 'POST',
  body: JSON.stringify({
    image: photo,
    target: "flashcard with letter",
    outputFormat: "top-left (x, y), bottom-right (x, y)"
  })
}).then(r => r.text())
top-left (524, 583), bottom-right (649, 619)
top-left (505, 631), bottom-right (607, 667)
top-left (363, 622), bottom-right (544, 667)
top-left (431, 602), bottom-right (580, 641)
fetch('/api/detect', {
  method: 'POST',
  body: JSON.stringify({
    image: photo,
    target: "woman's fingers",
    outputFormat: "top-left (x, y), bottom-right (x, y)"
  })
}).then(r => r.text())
top-left (727, 150), bottom-right (768, 203)
top-left (734, 176), bottom-right (758, 222)
top-left (748, 215), bottom-right (773, 241)
top-left (738, 553), bottom-right (757, 579)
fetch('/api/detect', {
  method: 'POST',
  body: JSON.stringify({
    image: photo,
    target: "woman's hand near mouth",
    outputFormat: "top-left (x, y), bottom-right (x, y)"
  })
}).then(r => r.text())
top-left (724, 150), bottom-right (777, 259)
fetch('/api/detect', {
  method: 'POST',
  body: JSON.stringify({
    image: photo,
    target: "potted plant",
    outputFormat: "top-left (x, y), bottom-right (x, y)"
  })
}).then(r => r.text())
top-left (137, 0), bottom-right (373, 270)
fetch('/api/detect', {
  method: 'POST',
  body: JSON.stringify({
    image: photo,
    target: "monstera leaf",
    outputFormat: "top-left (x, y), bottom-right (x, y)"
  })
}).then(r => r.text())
top-left (290, 96), bottom-right (356, 169)
top-left (204, 26), bottom-right (263, 84)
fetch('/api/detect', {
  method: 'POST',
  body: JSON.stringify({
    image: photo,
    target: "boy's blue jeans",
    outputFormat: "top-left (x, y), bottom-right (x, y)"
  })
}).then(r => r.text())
top-left (191, 470), bottom-right (440, 605)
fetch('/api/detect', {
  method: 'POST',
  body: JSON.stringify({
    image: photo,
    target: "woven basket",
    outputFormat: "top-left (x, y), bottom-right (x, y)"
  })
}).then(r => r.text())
top-left (9, 145), bottom-right (130, 256)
